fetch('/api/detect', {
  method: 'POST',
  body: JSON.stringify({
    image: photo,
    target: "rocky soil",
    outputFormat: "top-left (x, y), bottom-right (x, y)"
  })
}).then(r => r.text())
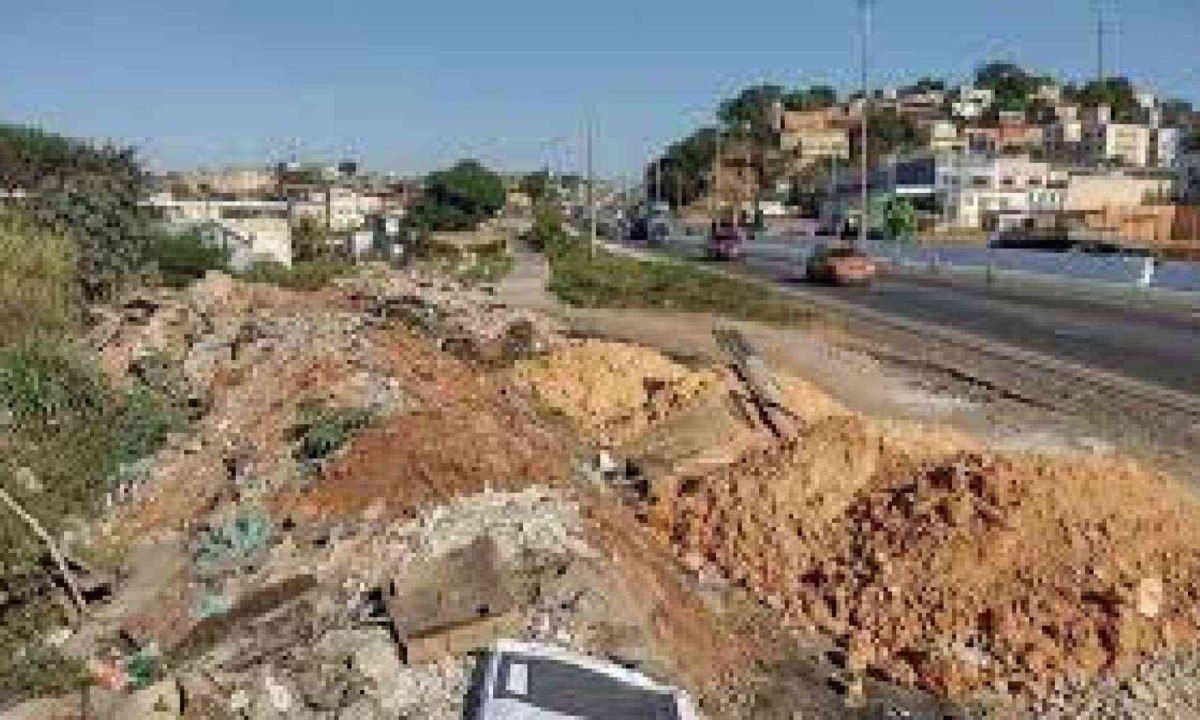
top-left (7, 262), bottom-right (1200, 720)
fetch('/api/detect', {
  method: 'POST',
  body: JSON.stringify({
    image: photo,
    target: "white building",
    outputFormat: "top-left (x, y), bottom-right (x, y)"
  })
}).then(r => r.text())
top-left (1151, 127), bottom-right (1182, 169)
top-left (147, 196), bottom-right (292, 268)
top-left (1084, 122), bottom-right (1152, 167)
top-left (937, 155), bottom-right (1065, 231)
top-left (289, 187), bottom-right (383, 231)
top-left (951, 86), bottom-right (994, 121)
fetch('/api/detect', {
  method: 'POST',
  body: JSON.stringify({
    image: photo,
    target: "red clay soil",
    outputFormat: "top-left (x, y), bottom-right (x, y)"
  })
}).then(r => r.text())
top-left (660, 437), bottom-right (1200, 700)
top-left (276, 331), bottom-right (573, 522)
top-left (580, 491), bottom-right (758, 701)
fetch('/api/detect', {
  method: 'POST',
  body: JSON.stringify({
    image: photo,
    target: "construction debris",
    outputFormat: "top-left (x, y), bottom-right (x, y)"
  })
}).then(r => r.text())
top-left (13, 260), bottom-right (1200, 720)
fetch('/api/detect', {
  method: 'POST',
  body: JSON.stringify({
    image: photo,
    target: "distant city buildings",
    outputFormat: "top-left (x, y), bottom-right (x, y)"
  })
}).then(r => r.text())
top-left (148, 161), bottom-right (420, 266)
top-left (669, 73), bottom-right (1200, 250)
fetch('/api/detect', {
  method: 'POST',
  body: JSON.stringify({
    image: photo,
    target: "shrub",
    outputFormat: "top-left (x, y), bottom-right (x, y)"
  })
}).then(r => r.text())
top-left (0, 210), bottom-right (77, 345)
top-left (0, 343), bottom-right (184, 705)
top-left (237, 260), bottom-right (354, 291)
top-left (291, 404), bottom-right (373, 468)
top-left (0, 124), bottom-right (151, 301)
top-left (149, 230), bottom-right (229, 287)
top-left (527, 202), bottom-right (567, 253)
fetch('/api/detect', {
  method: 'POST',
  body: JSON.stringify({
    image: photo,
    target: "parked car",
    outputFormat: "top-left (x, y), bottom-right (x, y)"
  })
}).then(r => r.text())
top-left (626, 216), bottom-right (649, 243)
top-left (805, 244), bottom-right (877, 285)
top-left (472, 640), bottom-right (700, 720)
top-left (648, 217), bottom-right (671, 246)
top-left (706, 220), bottom-right (746, 260)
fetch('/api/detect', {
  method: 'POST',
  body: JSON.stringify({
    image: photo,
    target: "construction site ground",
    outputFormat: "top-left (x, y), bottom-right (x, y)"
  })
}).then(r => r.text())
top-left (7, 249), bottom-right (1200, 720)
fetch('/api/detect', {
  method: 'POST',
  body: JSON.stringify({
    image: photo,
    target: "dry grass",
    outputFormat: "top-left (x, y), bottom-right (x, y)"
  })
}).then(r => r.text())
top-left (0, 210), bottom-right (76, 344)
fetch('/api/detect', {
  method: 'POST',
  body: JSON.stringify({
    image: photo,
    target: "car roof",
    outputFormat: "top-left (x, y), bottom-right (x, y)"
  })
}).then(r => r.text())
top-left (480, 641), bottom-right (690, 720)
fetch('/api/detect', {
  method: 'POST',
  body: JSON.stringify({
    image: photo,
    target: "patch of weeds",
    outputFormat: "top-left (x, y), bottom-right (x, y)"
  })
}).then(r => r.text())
top-left (148, 230), bottom-right (229, 288)
top-left (236, 260), bottom-right (355, 291)
top-left (545, 239), bottom-right (815, 326)
top-left (290, 404), bottom-right (374, 472)
top-left (123, 645), bottom-right (160, 689)
top-left (193, 509), bottom-right (273, 579)
top-left (0, 602), bottom-right (90, 705)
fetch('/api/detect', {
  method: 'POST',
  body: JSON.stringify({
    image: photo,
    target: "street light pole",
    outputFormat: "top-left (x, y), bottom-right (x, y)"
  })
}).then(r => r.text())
top-left (859, 0), bottom-right (874, 249)
top-left (587, 113), bottom-right (596, 259)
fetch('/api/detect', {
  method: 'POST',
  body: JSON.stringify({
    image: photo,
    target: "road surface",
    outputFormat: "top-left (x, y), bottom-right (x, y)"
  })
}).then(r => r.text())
top-left (627, 237), bottom-right (1200, 397)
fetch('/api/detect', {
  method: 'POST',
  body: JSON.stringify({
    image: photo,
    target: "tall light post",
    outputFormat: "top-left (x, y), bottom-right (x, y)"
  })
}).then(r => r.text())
top-left (586, 113), bottom-right (597, 259)
top-left (858, 0), bottom-right (875, 249)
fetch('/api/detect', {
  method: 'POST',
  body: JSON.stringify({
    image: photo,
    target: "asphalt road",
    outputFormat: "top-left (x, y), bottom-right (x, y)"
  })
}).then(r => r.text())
top-left (637, 238), bottom-right (1200, 397)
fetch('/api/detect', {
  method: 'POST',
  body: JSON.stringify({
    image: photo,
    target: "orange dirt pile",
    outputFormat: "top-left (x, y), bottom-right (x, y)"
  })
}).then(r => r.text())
top-left (276, 332), bottom-right (572, 521)
top-left (660, 420), bottom-right (1200, 699)
top-left (509, 340), bottom-right (722, 448)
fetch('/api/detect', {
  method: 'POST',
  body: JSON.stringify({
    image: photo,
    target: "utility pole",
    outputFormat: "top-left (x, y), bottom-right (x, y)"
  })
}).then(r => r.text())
top-left (654, 156), bottom-right (661, 205)
top-left (587, 113), bottom-right (596, 259)
top-left (711, 129), bottom-right (723, 231)
top-left (858, 0), bottom-right (874, 249)
top-left (1096, 0), bottom-right (1105, 82)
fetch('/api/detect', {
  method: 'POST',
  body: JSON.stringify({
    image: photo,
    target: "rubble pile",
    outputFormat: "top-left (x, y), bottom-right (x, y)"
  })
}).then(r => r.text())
top-left (18, 260), bottom-right (1200, 719)
top-left (9, 268), bottom-right (731, 719)
top-left (339, 269), bottom-right (564, 365)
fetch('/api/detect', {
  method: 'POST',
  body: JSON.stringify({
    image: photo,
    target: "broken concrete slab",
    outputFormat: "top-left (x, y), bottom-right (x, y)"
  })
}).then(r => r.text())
top-left (384, 535), bottom-right (521, 658)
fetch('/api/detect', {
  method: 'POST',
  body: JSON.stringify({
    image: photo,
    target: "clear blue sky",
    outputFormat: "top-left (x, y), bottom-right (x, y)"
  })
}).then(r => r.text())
top-left (2, 0), bottom-right (1196, 176)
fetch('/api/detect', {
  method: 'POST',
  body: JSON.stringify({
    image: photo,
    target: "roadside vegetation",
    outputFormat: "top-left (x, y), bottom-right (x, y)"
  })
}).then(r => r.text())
top-left (0, 126), bottom-right (195, 704)
top-left (533, 206), bottom-right (813, 325)
top-left (237, 259), bottom-right (355, 291)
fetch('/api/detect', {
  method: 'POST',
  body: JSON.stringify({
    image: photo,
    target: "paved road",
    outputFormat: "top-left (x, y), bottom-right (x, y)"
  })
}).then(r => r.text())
top-left (626, 238), bottom-right (1200, 397)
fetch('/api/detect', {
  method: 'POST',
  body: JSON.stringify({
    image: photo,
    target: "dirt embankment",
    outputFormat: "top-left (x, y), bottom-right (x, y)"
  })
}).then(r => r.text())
top-left (516, 338), bottom-right (1200, 705)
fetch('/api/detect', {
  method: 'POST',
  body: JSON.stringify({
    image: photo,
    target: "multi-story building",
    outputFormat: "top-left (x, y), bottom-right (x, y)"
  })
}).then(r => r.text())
top-left (1151, 127), bottom-right (1182, 169)
top-left (289, 187), bottom-right (384, 231)
top-left (1084, 122), bottom-right (1152, 167)
top-left (951, 86), bottom-right (994, 121)
top-left (776, 108), bottom-right (852, 172)
top-left (820, 152), bottom-right (1061, 233)
top-left (1079, 105), bottom-right (1153, 167)
top-left (938, 155), bottom-right (1064, 231)
top-left (965, 120), bottom-right (1043, 156)
top-left (163, 167), bottom-right (277, 199)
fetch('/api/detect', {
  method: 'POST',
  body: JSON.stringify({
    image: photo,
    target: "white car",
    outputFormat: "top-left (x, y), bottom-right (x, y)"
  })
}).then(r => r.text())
top-left (472, 640), bottom-right (700, 719)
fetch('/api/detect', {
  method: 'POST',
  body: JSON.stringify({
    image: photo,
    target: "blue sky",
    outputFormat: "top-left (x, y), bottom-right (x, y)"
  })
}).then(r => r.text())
top-left (2, 0), bottom-right (1196, 175)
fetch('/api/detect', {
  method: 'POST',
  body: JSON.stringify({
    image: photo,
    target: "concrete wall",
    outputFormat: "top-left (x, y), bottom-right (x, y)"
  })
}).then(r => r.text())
top-left (1064, 174), bottom-right (1173, 212)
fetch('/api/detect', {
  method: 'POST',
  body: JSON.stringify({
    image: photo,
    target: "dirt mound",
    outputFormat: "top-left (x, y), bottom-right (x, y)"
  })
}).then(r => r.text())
top-left (661, 409), bottom-right (1200, 700)
top-left (510, 340), bottom-right (722, 447)
top-left (277, 332), bottom-right (572, 521)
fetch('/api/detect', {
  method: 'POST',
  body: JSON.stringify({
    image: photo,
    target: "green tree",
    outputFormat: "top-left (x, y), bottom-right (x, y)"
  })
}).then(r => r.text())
top-left (1074, 77), bottom-right (1139, 121)
top-left (974, 63), bottom-right (1051, 113)
top-left (657, 127), bottom-right (720, 210)
top-left (519, 169), bottom-right (555, 204)
top-left (409, 159), bottom-right (505, 231)
top-left (718, 84), bottom-right (784, 140)
top-left (0, 124), bottom-right (150, 301)
top-left (853, 108), bottom-right (920, 166)
top-left (291, 215), bottom-right (331, 262)
top-left (883, 197), bottom-right (917, 240)
top-left (783, 85), bottom-right (839, 111)
top-left (904, 77), bottom-right (947, 94)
